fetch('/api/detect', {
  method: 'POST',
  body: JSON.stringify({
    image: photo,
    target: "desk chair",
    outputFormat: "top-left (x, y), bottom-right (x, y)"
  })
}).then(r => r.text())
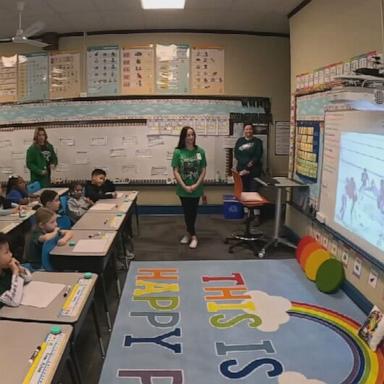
top-left (42, 234), bottom-right (60, 271)
top-left (225, 171), bottom-right (270, 257)
top-left (27, 180), bottom-right (41, 194)
top-left (57, 214), bottom-right (72, 229)
top-left (59, 195), bottom-right (68, 216)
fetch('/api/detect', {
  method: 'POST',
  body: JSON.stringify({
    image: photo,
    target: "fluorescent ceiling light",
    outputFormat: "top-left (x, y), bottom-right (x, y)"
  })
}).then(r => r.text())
top-left (141, 0), bottom-right (185, 9)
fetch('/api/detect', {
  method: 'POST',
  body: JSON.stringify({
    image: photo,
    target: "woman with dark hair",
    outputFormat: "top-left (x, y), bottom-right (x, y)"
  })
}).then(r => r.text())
top-left (234, 123), bottom-right (263, 192)
top-left (171, 126), bottom-right (207, 249)
top-left (26, 127), bottom-right (58, 187)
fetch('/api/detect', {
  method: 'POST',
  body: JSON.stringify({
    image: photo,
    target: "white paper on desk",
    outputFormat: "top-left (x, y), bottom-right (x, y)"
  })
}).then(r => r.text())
top-left (116, 192), bottom-right (123, 198)
top-left (91, 203), bottom-right (116, 211)
top-left (21, 281), bottom-right (65, 308)
top-left (73, 239), bottom-right (108, 253)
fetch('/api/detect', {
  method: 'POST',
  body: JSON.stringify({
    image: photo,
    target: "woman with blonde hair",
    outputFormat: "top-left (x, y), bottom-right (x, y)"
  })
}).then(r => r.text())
top-left (26, 127), bottom-right (58, 187)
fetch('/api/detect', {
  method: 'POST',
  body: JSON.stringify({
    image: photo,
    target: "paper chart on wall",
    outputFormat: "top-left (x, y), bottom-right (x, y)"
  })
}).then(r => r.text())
top-left (151, 166), bottom-right (168, 176)
top-left (147, 135), bottom-right (165, 147)
top-left (0, 55), bottom-right (17, 102)
top-left (121, 164), bottom-right (138, 175)
top-left (156, 44), bottom-right (190, 94)
top-left (191, 47), bottom-right (224, 94)
top-left (49, 52), bottom-right (81, 99)
top-left (18, 52), bottom-right (49, 102)
top-left (75, 151), bottom-right (89, 165)
top-left (87, 45), bottom-right (119, 96)
top-left (110, 148), bottom-right (126, 157)
top-left (121, 46), bottom-right (154, 94)
top-left (90, 137), bottom-right (107, 146)
top-left (275, 121), bottom-right (290, 155)
top-left (59, 137), bottom-right (75, 146)
top-left (122, 136), bottom-right (138, 145)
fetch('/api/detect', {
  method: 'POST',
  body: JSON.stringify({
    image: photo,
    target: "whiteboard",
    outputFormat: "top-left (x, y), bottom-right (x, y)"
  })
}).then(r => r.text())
top-left (0, 122), bottom-right (228, 183)
top-left (319, 110), bottom-right (384, 266)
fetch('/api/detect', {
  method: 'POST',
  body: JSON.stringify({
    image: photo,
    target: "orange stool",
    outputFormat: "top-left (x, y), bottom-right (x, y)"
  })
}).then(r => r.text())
top-left (296, 236), bottom-right (316, 261)
top-left (299, 241), bottom-right (323, 269)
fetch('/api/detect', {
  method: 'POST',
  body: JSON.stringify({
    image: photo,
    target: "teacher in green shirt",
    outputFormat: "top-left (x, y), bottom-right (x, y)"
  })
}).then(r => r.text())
top-left (172, 126), bottom-right (207, 249)
top-left (26, 127), bottom-right (58, 188)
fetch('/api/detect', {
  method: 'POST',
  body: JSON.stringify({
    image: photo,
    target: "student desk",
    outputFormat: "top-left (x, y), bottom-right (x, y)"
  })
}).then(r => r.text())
top-left (49, 230), bottom-right (118, 331)
top-left (0, 220), bottom-right (20, 234)
top-left (115, 190), bottom-right (140, 235)
top-left (0, 209), bottom-right (35, 222)
top-left (72, 212), bottom-right (125, 231)
top-left (0, 272), bottom-right (102, 382)
top-left (34, 187), bottom-right (69, 197)
top-left (89, 199), bottom-right (132, 214)
top-left (0, 320), bottom-right (74, 384)
top-left (255, 176), bottom-right (308, 258)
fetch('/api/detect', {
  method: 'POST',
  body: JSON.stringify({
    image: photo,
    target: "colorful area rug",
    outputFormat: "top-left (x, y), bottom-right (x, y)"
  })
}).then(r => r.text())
top-left (99, 260), bottom-right (384, 384)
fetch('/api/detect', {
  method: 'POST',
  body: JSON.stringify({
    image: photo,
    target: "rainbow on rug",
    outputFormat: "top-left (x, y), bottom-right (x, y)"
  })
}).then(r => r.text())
top-left (99, 260), bottom-right (384, 384)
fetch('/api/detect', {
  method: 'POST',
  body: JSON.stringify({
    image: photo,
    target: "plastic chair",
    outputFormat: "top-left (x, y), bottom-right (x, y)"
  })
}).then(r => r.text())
top-left (224, 171), bottom-right (270, 257)
top-left (57, 214), bottom-right (72, 229)
top-left (42, 234), bottom-right (60, 271)
top-left (59, 195), bottom-right (68, 215)
top-left (27, 181), bottom-right (41, 195)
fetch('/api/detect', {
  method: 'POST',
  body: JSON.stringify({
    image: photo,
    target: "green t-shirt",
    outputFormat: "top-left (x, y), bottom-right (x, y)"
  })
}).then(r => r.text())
top-left (171, 146), bottom-right (207, 198)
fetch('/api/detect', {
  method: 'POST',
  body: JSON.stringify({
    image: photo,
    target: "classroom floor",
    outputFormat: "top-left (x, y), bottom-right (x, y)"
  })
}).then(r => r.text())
top-left (61, 214), bottom-right (295, 384)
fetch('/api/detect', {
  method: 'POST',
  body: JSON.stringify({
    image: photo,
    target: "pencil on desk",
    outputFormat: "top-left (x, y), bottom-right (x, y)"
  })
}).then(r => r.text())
top-left (62, 284), bottom-right (79, 310)
top-left (22, 341), bottom-right (47, 384)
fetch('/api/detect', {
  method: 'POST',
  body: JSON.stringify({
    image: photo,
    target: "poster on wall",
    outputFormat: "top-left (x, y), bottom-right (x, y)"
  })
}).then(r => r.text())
top-left (121, 46), bottom-right (154, 94)
top-left (275, 121), bottom-right (290, 155)
top-left (155, 44), bottom-right (190, 94)
top-left (191, 47), bottom-right (224, 94)
top-left (18, 52), bottom-right (49, 102)
top-left (0, 55), bottom-right (17, 103)
top-left (87, 45), bottom-right (119, 96)
top-left (49, 52), bottom-right (81, 99)
top-left (295, 120), bottom-right (320, 180)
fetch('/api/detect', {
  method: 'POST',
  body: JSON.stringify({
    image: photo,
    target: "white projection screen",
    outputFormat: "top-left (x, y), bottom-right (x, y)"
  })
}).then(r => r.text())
top-left (319, 110), bottom-right (384, 266)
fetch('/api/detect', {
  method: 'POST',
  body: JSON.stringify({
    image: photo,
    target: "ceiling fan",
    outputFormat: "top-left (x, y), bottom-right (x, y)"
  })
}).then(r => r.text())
top-left (0, 1), bottom-right (49, 48)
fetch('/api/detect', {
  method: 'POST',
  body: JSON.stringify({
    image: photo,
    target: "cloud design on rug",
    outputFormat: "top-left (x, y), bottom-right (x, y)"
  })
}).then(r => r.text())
top-left (242, 290), bottom-right (291, 332)
top-left (278, 371), bottom-right (326, 384)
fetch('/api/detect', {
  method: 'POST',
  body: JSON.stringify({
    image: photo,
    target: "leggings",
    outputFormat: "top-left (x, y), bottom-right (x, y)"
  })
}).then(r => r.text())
top-left (179, 196), bottom-right (200, 236)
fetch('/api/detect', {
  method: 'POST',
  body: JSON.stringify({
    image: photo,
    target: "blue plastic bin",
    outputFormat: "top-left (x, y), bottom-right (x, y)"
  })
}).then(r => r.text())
top-left (223, 194), bottom-right (244, 219)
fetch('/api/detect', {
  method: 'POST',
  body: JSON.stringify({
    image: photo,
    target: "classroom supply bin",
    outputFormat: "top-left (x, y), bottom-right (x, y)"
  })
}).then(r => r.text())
top-left (223, 194), bottom-right (244, 219)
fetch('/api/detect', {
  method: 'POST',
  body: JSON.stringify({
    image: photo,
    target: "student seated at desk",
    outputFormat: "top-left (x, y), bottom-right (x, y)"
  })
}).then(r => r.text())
top-left (85, 168), bottom-right (117, 203)
top-left (0, 233), bottom-right (32, 307)
top-left (26, 207), bottom-right (73, 270)
top-left (0, 191), bottom-right (19, 216)
top-left (40, 189), bottom-right (60, 213)
top-left (67, 182), bottom-right (93, 223)
top-left (6, 176), bottom-right (30, 205)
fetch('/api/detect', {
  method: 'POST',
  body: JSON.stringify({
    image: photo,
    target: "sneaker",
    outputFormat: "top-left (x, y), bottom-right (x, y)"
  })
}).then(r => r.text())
top-left (189, 238), bottom-right (198, 249)
top-left (180, 235), bottom-right (190, 244)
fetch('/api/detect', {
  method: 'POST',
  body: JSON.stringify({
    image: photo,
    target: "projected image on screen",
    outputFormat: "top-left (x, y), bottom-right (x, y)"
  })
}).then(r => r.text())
top-left (335, 133), bottom-right (384, 251)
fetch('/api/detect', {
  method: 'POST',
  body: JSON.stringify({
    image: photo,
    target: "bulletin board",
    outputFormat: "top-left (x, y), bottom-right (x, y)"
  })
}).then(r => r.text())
top-left (0, 97), bottom-right (270, 184)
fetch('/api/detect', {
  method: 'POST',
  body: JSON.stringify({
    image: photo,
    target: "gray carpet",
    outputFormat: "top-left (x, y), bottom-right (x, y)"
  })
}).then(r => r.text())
top-left (134, 214), bottom-right (295, 260)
